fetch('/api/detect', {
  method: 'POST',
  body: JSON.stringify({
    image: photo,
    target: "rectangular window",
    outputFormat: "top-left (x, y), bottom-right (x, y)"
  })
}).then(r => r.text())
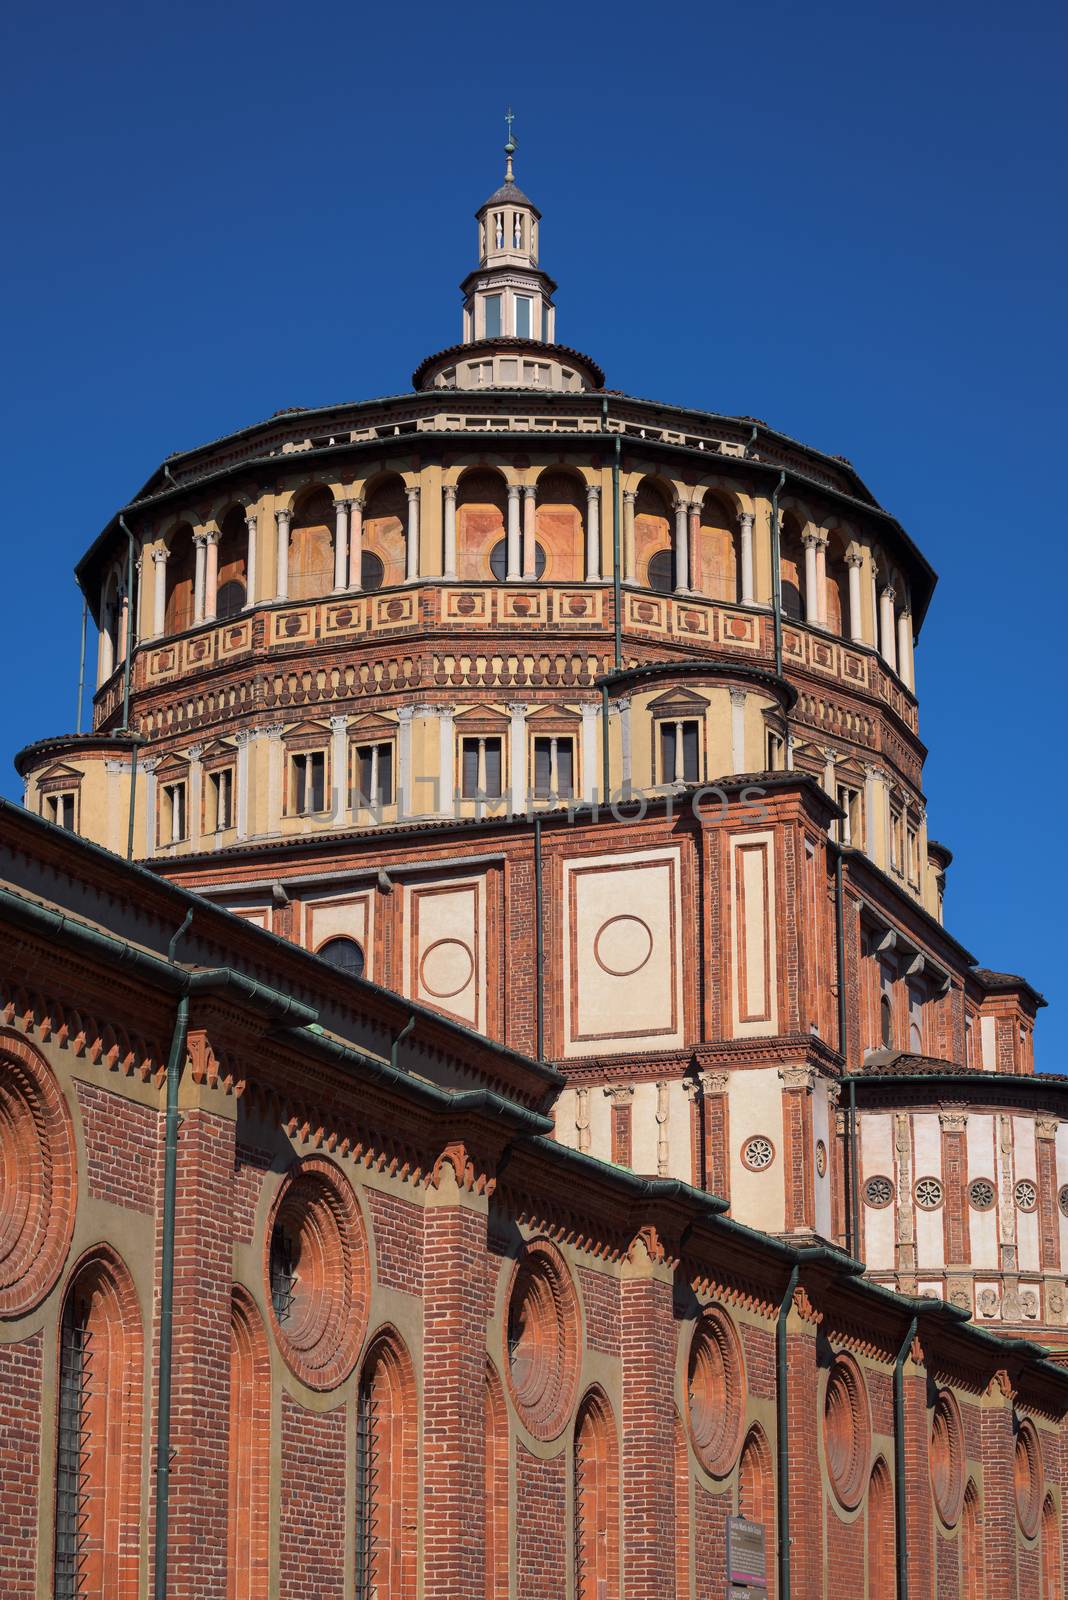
top-left (162, 781), bottom-right (187, 843)
top-left (890, 807), bottom-right (904, 873)
top-left (515, 295), bottom-right (532, 338)
top-left (354, 742), bottom-right (393, 808)
top-left (659, 720), bottom-right (700, 784)
top-left (533, 735), bottom-right (574, 800)
top-left (766, 729), bottom-right (784, 772)
top-left (906, 825), bottom-right (919, 885)
top-left (835, 784), bottom-right (863, 848)
top-left (484, 294), bottom-right (502, 339)
top-left (44, 792), bottom-right (76, 830)
top-left (460, 736), bottom-right (503, 799)
top-left (291, 751), bottom-right (326, 816)
top-left (208, 768), bottom-right (233, 832)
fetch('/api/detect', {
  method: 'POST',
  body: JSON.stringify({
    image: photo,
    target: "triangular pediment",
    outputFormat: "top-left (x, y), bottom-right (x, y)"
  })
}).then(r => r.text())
top-left (647, 687), bottom-right (709, 711)
top-left (39, 762), bottom-right (83, 784)
top-left (455, 703), bottom-right (509, 726)
top-left (526, 703), bottom-right (582, 723)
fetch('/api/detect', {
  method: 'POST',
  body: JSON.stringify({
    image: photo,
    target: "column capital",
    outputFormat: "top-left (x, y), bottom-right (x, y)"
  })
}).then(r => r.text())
top-left (152, 546), bottom-right (170, 565)
top-left (938, 1110), bottom-right (968, 1132)
top-left (728, 687), bottom-right (747, 709)
top-left (802, 530), bottom-right (823, 549)
top-left (623, 489), bottom-right (637, 505)
top-left (739, 510), bottom-right (754, 529)
top-left (778, 1066), bottom-right (815, 1092)
top-left (351, 494), bottom-right (365, 512)
top-left (845, 546), bottom-right (864, 568)
top-left (586, 483), bottom-right (600, 501)
top-left (882, 583), bottom-right (896, 603)
top-left (274, 507), bottom-right (291, 526)
top-left (334, 497), bottom-right (352, 513)
top-left (395, 705), bottom-right (416, 723)
top-left (244, 510), bottom-right (257, 529)
top-left (328, 714), bottom-right (349, 734)
top-left (443, 483), bottom-right (457, 502)
top-left (506, 701), bottom-right (528, 716)
top-left (523, 483), bottom-right (536, 501)
top-left (603, 1083), bottom-right (635, 1104)
top-left (202, 529), bottom-right (220, 547)
top-left (193, 531), bottom-right (208, 548)
top-left (1035, 1115), bottom-right (1059, 1141)
top-left (187, 743), bottom-right (204, 762)
top-left (405, 485), bottom-right (420, 503)
top-left (507, 482), bottom-right (521, 500)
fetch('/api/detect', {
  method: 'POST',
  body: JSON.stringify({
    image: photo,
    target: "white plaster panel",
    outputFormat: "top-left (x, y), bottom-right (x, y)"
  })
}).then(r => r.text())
top-left (812, 1081), bottom-right (832, 1240)
top-left (980, 1015), bottom-right (996, 1070)
top-left (1013, 1116), bottom-right (1037, 1180)
top-left (668, 1079), bottom-right (692, 1183)
top-left (967, 1113), bottom-right (999, 1269)
top-left (304, 890), bottom-right (374, 976)
top-left (562, 847), bottom-right (683, 1057)
top-left (588, 1086), bottom-right (612, 1165)
top-left (860, 1112), bottom-right (895, 1272)
top-left (226, 903), bottom-right (270, 930)
top-left (553, 1087), bottom-right (577, 1150)
top-left (913, 1113), bottom-right (944, 1270)
top-left (1057, 1124), bottom-right (1068, 1262)
top-left (1018, 1210), bottom-right (1040, 1274)
top-left (404, 874), bottom-right (485, 1029)
top-left (727, 1068), bottom-right (785, 1233)
top-left (728, 830), bottom-right (778, 1037)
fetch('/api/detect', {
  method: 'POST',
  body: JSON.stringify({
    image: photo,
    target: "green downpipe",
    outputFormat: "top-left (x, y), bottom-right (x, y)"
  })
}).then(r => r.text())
top-left (390, 1014), bottom-right (415, 1072)
top-left (154, 906), bottom-right (193, 1600)
top-left (776, 1262), bottom-right (800, 1600)
top-left (534, 814), bottom-right (545, 1061)
top-left (770, 471), bottom-right (785, 678)
top-left (75, 598), bottom-right (88, 734)
top-left (833, 847), bottom-right (860, 1256)
top-left (894, 1315), bottom-right (918, 1599)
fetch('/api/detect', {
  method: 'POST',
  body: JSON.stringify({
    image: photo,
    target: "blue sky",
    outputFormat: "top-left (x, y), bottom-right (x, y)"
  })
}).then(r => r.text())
top-left (3, 1), bottom-right (1065, 1065)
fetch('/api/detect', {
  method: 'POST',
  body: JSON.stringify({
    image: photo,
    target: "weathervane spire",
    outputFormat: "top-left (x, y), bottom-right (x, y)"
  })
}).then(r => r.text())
top-left (504, 106), bottom-right (516, 183)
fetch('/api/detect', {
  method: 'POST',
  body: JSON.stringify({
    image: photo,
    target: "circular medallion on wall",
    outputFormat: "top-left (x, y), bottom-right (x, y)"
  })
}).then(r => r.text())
top-left (1014, 1179), bottom-right (1038, 1213)
top-left (419, 937), bottom-right (474, 1000)
top-left (686, 1305), bottom-right (746, 1477)
top-left (968, 1177), bottom-right (996, 1211)
top-left (741, 1135), bottom-right (775, 1173)
top-left (263, 1156), bottom-right (368, 1390)
top-left (503, 1238), bottom-right (580, 1441)
top-left (593, 914), bottom-right (653, 978)
top-left (1059, 1185), bottom-right (1068, 1219)
top-left (0, 1031), bottom-right (77, 1319)
top-left (864, 1174), bottom-right (894, 1209)
top-left (930, 1389), bottom-right (966, 1527)
top-left (815, 1139), bottom-right (827, 1179)
top-left (1014, 1416), bottom-right (1043, 1538)
top-left (914, 1176), bottom-right (944, 1211)
top-left (823, 1352), bottom-right (872, 1511)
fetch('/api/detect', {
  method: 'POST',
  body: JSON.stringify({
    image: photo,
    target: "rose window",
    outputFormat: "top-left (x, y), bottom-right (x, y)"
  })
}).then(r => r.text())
top-left (915, 1177), bottom-right (944, 1210)
top-left (968, 1178), bottom-right (996, 1211)
top-left (864, 1175), bottom-right (894, 1208)
top-left (742, 1136), bottom-right (775, 1171)
top-left (1014, 1180), bottom-right (1037, 1212)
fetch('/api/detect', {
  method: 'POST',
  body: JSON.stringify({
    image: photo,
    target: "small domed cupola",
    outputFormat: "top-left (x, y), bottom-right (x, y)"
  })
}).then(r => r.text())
top-left (412, 112), bottom-right (604, 394)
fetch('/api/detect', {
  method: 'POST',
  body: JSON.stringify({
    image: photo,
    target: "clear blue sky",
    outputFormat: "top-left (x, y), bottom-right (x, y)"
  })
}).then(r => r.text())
top-left (3, 1), bottom-right (1065, 1066)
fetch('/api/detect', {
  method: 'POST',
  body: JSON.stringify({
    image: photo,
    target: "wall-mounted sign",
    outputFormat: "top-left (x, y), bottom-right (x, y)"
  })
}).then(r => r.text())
top-left (726, 1515), bottom-right (767, 1590)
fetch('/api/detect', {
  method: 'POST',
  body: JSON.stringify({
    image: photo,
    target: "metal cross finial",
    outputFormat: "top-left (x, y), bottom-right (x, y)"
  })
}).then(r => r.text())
top-left (505, 107), bottom-right (515, 150)
top-left (504, 107), bottom-right (516, 180)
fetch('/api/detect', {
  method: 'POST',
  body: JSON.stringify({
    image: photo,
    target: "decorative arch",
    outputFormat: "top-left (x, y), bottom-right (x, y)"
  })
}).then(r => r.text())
top-left (738, 1422), bottom-right (773, 1526)
top-left (355, 1328), bottom-right (418, 1599)
top-left (164, 521), bottom-right (197, 633)
top-left (485, 1359), bottom-right (509, 1600)
top-left (635, 477), bottom-right (674, 591)
top-left (456, 467), bottom-right (508, 582)
top-left (1042, 1493), bottom-right (1062, 1600)
top-left (696, 490), bottom-right (740, 603)
top-left (534, 466), bottom-right (586, 583)
top-left (53, 1244), bottom-right (144, 1600)
top-left (778, 512), bottom-right (806, 622)
top-left (215, 505), bottom-right (249, 619)
top-left (573, 1386), bottom-right (620, 1600)
top-left (362, 472), bottom-right (408, 588)
top-left (962, 1479), bottom-right (984, 1597)
top-left (867, 1457), bottom-right (894, 1600)
top-left (228, 1287), bottom-right (270, 1600)
top-left (0, 1028), bottom-right (77, 1318)
top-left (288, 486), bottom-right (335, 601)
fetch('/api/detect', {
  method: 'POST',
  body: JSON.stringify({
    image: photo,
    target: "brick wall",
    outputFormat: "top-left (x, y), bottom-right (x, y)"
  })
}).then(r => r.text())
top-left (366, 1185), bottom-right (424, 1295)
top-left (0, 1333), bottom-right (42, 1600)
top-left (279, 1396), bottom-right (347, 1600)
top-left (76, 1080), bottom-right (159, 1212)
top-left (515, 1443), bottom-right (566, 1595)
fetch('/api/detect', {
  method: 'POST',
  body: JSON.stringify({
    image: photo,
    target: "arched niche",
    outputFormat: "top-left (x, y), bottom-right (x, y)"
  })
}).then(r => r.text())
top-left (634, 478), bottom-right (673, 590)
top-left (165, 522), bottom-right (197, 633)
top-left (288, 487), bottom-right (335, 601)
top-left (362, 473), bottom-right (408, 588)
top-left (534, 467), bottom-right (586, 583)
top-left (697, 491), bottom-right (740, 602)
top-left (456, 467), bottom-right (508, 582)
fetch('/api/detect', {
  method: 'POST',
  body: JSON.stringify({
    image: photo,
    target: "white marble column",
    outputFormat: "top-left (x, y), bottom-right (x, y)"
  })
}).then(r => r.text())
top-left (673, 498), bottom-right (690, 594)
top-left (623, 491), bottom-right (637, 584)
top-left (580, 702), bottom-right (599, 801)
top-left (618, 696), bottom-right (632, 796)
top-left (329, 715), bottom-right (349, 823)
top-left (522, 485), bottom-right (537, 579)
top-left (193, 534), bottom-right (207, 625)
top-left (729, 689), bottom-right (747, 774)
top-left (879, 586), bottom-right (898, 672)
top-left (846, 552), bottom-right (864, 642)
top-left (437, 705), bottom-right (455, 812)
top-left (823, 746), bottom-right (837, 799)
top-left (443, 486), bottom-right (458, 581)
top-left (275, 509), bottom-right (291, 602)
top-left (203, 531), bottom-right (220, 623)
top-left (117, 590), bottom-right (129, 661)
top-left (508, 702), bottom-right (527, 813)
top-left (348, 497), bottom-right (364, 590)
top-left (396, 706), bottom-right (415, 815)
top-left (266, 723), bottom-right (286, 829)
top-left (333, 500), bottom-right (350, 592)
top-left (585, 486), bottom-right (601, 582)
top-left (143, 758), bottom-right (159, 855)
top-left (98, 595), bottom-right (115, 685)
top-left (739, 512), bottom-right (755, 604)
top-left (188, 744), bottom-right (203, 851)
top-left (506, 485), bottom-right (522, 580)
top-left (405, 488), bottom-right (420, 582)
top-left (814, 537), bottom-right (828, 626)
top-left (897, 609), bottom-right (913, 689)
top-left (687, 505), bottom-right (702, 595)
top-left (234, 729), bottom-right (251, 841)
top-left (244, 513), bottom-right (257, 609)
top-left (803, 534), bottom-right (820, 624)
top-left (152, 548), bottom-right (169, 636)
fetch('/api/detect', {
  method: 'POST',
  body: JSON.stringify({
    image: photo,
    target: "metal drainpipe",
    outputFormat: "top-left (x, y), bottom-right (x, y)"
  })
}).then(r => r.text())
top-left (833, 847), bottom-right (860, 1256)
top-left (893, 1314), bottom-right (919, 1599)
top-left (75, 598), bottom-right (88, 734)
top-left (154, 905), bottom-right (194, 1600)
top-left (776, 1262), bottom-right (800, 1600)
top-left (389, 1014), bottom-right (415, 1072)
top-left (770, 471), bottom-right (785, 677)
top-left (533, 814), bottom-right (545, 1061)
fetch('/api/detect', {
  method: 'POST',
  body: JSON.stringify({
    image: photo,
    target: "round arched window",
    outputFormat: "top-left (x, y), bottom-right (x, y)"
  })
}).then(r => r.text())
top-left (880, 994), bottom-right (893, 1047)
top-left (489, 539), bottom-right (546, 581)
top-left (317, 937), bottom-right (366, 979)
top-left (687, 1306), bottom-right (746, 1476)
top-left (216, 579), bottom-right (246, 620)
top-left (361, 552), bottom-right (385, 592)
top-left (823, 1353), bottom-right (872, 1510)
top-left (504, 1239), bottom-right (579, 1440)
top-left (930, 1389), bottom-right (966, 1527)
top-left (647, 549), bottom-right (674, 593)
top-left (1014, 1416), bottom-right (1043, 1537)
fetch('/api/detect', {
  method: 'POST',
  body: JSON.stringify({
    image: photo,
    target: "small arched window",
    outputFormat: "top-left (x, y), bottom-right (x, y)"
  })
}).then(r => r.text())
top-left (361, 551), bottom-right (385, 592)
top-left (355, 1335), bottom-right (417, 1599)
top-left (867, 1458), bottom-right (894, 1600)
top-left (317, 937), bottom-right (366, 979)
top-left (489, 539), bottom-right (546, 582)
top-left (880, 994), bottom-right (893, 1048)
top-left (647, 549), bottom-right (674, 593)
top-left (228, 1289), bottom-right (270, 1600)
top-left (216, 579), bottom-right (246, 620)
top-left (574, 1389), bottom-right (620, 1600)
